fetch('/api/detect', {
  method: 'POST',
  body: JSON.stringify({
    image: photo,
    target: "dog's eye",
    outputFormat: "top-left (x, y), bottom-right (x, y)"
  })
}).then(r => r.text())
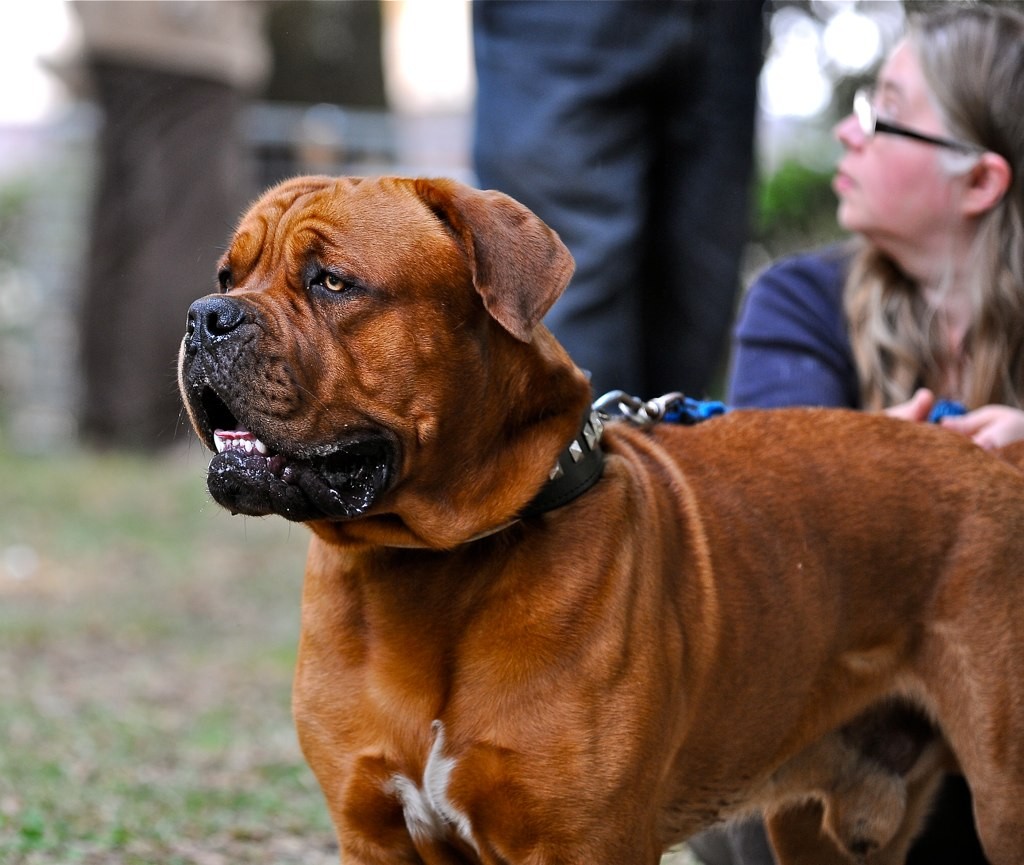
top-left (310, 269), bottom-right (349, 293)
top-left (322, 273), bottom-right (346, 292)
top-left (217, 267), bottom-right (233, 293)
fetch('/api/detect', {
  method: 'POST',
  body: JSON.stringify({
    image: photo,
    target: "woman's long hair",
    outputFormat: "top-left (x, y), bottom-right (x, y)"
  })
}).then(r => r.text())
top-left (844, 4), bottom-right (1024, 410)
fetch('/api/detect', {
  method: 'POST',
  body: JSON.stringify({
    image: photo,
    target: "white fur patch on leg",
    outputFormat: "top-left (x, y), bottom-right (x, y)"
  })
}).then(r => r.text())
top-left (389, 772), bottom-right (445, 841)
top-left (386, 720), bottom-right (478, 853)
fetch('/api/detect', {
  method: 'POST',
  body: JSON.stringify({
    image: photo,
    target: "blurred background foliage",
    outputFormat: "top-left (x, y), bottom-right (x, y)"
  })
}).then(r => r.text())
top-left (756, 159), bottom-right (839, 254)
top-left (0, 0), bottom-right (917, 452)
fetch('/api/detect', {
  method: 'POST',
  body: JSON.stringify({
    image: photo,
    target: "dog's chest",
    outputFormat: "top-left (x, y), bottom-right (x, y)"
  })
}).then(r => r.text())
top-left (386, 720), bottom-right (478, 854)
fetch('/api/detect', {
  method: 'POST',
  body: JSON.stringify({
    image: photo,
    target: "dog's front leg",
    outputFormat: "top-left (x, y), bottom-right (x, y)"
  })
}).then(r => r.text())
top-left (767, 803), bottom-right (866, 865)
top-left (323, 754), bottom-right (432, 865)
top-left (766, 792), bottom-right (935, 865)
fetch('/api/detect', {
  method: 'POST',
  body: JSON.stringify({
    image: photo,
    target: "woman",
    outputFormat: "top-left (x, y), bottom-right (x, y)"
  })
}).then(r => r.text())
top-left (722, 4), bottom-right (1024, 864)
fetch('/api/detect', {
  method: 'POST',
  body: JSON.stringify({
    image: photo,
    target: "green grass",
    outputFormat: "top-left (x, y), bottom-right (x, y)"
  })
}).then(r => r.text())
top-left (0, 444), bottom-right (706, 865)
top-left (0, 445), bottom-right (336, 864)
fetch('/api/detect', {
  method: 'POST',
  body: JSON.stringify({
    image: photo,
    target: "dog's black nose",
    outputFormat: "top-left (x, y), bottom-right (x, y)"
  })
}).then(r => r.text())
top-left (184, 296), bottom-right (247, 352)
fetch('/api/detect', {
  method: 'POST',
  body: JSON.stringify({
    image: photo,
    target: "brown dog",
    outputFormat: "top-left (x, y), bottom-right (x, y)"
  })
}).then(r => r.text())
top-left (178, 175), bottom-right (1024, 864)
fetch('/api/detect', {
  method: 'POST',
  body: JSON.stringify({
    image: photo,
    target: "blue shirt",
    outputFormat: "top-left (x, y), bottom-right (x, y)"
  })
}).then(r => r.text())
top-left (727, 246), bottom-right (860, 409)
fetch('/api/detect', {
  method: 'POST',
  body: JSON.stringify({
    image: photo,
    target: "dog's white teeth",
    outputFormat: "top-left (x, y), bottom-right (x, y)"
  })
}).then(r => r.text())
top-left (213, 429), bottom-right (271, 457)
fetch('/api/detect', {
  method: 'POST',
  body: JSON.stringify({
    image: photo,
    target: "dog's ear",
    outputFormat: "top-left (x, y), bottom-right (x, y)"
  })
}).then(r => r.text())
top-left (412, 178), bottom-right (575, 342)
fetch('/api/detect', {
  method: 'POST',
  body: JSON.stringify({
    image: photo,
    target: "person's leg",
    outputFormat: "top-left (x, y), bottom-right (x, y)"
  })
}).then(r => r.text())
top-left (906, 776), bottom-right (989, 864)
top-left (642, 1), bottom-right (762, 397)
top-left (473, 0), bottom-right (655, 398)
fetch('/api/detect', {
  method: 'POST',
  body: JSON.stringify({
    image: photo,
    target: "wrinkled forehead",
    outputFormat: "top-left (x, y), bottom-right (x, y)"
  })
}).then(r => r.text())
top-left (223, 177), bottom-right (456, 286)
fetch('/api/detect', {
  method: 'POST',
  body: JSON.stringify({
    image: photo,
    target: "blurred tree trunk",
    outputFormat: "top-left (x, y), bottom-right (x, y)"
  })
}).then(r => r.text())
top-left (76, 0), bottom-right (386, 451)
top-left (78, 63), bottom-right (249, 450)
top-left (264, 0), bottom-right (386, 108)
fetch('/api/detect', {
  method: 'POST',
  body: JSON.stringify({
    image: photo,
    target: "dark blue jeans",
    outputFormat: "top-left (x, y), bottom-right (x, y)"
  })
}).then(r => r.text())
top-left (473, 0), bottom-right (763, 399)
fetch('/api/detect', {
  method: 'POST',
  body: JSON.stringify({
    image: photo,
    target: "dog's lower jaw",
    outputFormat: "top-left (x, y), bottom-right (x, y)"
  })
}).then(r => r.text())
top-left (205, 437), bottom-right (394, 521)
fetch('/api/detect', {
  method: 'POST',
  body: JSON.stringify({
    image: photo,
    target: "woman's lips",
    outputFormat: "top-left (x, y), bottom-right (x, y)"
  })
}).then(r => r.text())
top-left (833, 169), bottom-right (854, 195)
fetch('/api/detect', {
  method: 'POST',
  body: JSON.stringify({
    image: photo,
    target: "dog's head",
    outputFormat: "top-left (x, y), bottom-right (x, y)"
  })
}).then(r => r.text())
top-left (178, 176), bottom-right (591, 546)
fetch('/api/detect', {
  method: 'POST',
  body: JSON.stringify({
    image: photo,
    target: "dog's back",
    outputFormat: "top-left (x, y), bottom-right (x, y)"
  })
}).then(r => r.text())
top-left (622, 407), bottom-right (1024, 861)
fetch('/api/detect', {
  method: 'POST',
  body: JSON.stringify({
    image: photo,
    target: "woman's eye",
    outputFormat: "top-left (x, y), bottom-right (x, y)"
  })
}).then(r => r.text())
top-left (878, 98), bottom-right (901, 120)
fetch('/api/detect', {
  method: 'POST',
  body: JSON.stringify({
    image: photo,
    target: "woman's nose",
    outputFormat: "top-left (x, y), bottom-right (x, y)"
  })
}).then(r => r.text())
top-left (834, 112), bottom-right (865, 149)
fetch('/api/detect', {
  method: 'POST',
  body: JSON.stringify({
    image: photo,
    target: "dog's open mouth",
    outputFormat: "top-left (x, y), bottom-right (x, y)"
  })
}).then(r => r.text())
top-left (196, 387), bottom-right (394, 522)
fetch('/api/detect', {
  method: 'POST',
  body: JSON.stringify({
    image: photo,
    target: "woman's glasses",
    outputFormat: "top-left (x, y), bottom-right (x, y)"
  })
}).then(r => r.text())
top-left (853, 87), bottom-right (981, 153)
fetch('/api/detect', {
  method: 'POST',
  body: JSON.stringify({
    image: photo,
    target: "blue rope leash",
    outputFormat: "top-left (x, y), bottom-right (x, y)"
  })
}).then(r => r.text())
top-left (596, 391), bottom-right (965, 428)
top-left (593, 390), bottom-right (728, 427)
top-left (927, 399), bottom-right (966, 423)
top-left (661, 395), bottom-right (729, 425)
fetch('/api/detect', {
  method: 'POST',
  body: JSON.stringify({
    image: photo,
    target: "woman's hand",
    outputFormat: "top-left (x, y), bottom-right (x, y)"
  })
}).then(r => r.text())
top-left (883, 388), bottom-right (1024, 449)
top-left (884, 388), bottom-right (936, 423)
top-left (939, 405), bottom-right (1024, 450)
